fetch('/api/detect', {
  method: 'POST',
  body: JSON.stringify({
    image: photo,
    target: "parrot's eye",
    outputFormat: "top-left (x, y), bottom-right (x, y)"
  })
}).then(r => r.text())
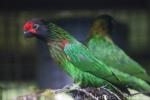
top-left (32, 24), bottom-right (39, 30)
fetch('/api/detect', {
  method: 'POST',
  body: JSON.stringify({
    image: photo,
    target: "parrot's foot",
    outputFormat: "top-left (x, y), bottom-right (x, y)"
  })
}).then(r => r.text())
top-left (101, 84), bottom-right (108, 88)
top-left (63, 83), bottom-right (80, 90)
top-left (55, 84), bottom-right (98, 99)
top-left (55, 83), bottom-right (80, 93)
top-left (100, 87), bottom-right (122, 100)
top-left (63, 83), bottom-right (80, 89)
top-left (101, 84), bottom-right (126, 100)
top-left (76, 88), bottom-right (98, 100)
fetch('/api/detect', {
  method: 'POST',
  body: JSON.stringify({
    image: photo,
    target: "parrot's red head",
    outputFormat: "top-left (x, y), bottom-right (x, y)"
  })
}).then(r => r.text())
top-left (23, 19), bottom-right (49, 41)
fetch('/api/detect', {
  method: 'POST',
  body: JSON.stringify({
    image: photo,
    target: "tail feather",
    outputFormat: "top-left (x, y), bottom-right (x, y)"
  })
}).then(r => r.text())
top-left (143, 74), bottom-right (150, 84)
top-left (130, 77), bottom-right (150, 96)
top-left (111, 68), bottom-right (150, 96)
top-left (132, 71), bottom-right (150, 84)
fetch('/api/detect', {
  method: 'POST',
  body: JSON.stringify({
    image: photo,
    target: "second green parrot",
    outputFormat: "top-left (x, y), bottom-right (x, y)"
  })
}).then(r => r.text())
top-left (87, 15), bottom-right (150, 84)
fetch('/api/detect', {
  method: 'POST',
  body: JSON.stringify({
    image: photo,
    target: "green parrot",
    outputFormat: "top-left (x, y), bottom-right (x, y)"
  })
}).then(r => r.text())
top-left (23, 19), bottom-right (150, 95)
top-left (87, 15), bottom-right (150, 84)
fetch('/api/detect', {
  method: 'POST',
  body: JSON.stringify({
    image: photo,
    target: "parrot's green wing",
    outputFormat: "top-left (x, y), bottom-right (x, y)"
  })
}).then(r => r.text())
top-left (87, 36), bottom-right (150, 83)
top-left (64, 40), bottom-right (114, 80)
top-left (61, 57), bottom-right (114, 88)
top-left (64, 40), bottom-right (150, 92)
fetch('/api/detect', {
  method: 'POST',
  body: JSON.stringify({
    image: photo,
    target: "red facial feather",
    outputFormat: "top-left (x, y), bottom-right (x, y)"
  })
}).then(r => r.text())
top-left (24, 22), bottom-right (33, 31)
top-left (24, 22), bottom-right (37, 33)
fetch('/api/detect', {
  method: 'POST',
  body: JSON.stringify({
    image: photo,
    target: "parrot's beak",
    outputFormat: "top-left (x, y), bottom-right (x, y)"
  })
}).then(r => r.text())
top-left (24, 31), bottom-right (33, 38)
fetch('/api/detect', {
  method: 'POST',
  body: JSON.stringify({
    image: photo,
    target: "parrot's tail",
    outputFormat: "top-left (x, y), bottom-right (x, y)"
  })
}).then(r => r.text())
top-left (144, 74), bottom-right (150, 84)
top-left (112, 68), bottom-right (150, 96)
top-left (129, 77), bottom-right (150, 97)
top-left (147, 77), bottom-right (150, 85)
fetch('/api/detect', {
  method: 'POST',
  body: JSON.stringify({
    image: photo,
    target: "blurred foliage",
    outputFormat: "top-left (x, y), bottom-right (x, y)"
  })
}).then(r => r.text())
top-left (1, 82), bottom-right (37, 100)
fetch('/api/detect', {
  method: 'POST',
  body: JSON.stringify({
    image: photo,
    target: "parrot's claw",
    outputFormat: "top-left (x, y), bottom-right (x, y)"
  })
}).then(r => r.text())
top-left (101, 84), bottom-right (108, 88)
top-left (77, 88), bottom-right (98, 100)
top-left (63, 83), bottom-right (80, 90)
top-left (100, 87), bottom-right (122, 100)
top-left (55, 83), bottom-right (80, 93)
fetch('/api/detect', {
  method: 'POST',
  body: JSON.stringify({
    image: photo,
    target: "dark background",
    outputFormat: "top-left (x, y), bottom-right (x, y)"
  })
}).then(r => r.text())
top-left (0, 0), bottom-right (149, 10)
top-left (0, 0), bottom-right (150, 89)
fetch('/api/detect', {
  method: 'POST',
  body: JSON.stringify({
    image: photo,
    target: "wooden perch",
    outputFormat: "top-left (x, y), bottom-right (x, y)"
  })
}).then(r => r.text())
top-left (15, 86), bottom-right (127, 100)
